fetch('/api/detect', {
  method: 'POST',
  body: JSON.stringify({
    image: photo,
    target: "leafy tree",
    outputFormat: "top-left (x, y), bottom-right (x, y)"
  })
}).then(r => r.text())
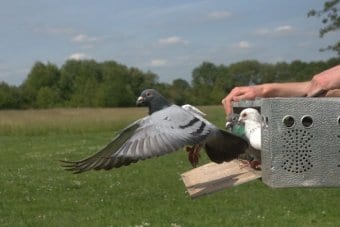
top-left (36, 87), bottom-right (60, 108)
top-left (128, 68), bottom-right (159, 96)
top-left (168, 79), bottom-right (192, 105)
top-left (228, 60), bottom-right (265, 85)
top-left (191, 62), bottom-right (221, 104)
top-left (23, 62), bottom-right (60, 89)
top-left (172, 78), bottom-right (190, 90)
top-left (0, 82), bottom-right (21, 109)
top-left (59, 60), bottom-right (102, 106)
top-left (273, 62), bottom-right (290, 82)
top-left (308, 0), bottom-right (340, 55)
top-left (70, 75), bottom-right (99, 107)
top-left (59, 60), bottom-right (80, 103)
top-left (192, 62), bottom-right (219, 87)
top-left (96, 70), bottom-right (135, 107)
top-left (0, 58), bottom-right (338, 109)
top-left (21, 61), bottom-right (60, 106)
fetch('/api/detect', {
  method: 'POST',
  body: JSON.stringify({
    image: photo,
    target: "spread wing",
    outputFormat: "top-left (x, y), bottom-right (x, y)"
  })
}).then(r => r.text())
top-left (61, 105), bottom-right (214, 173)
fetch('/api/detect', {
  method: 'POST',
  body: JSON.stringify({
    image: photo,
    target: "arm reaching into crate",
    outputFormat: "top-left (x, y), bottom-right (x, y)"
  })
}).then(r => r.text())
top-left (222, 82), bottom-right (310, 114)
top-left (222, 65), bottom-right (340, 114)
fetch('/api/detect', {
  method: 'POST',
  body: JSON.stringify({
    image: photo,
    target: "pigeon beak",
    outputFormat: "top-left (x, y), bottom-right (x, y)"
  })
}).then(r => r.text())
top-left (225, 121), bottom-right (233, 129)
top-left (136, 96), bottom-right (145, 106)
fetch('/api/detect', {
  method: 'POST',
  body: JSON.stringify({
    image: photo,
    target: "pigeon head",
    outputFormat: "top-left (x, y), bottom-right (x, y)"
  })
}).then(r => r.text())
top-left (225, 113), bottom-right (240, 129)
top-left (136, 89), bottom-right (171, 115)
top-left (238, 108), bottom-right (261, 123)
top-left (136, 89), bottom-right (160, 106)
top-left (225, 113), bottom-right (246, 138)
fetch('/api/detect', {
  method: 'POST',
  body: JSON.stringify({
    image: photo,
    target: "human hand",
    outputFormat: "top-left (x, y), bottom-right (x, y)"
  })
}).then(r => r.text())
top-left (307, 65), bottom-right (340, 97)
top-left (222, 86), bottom-right (261, 114)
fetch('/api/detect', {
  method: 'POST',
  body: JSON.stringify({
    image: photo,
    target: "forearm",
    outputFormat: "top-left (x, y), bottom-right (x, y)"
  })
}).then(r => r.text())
top-left (223, 81), bottom-right (312, 114)
top-left (259, 81), bottom-right (310, 97)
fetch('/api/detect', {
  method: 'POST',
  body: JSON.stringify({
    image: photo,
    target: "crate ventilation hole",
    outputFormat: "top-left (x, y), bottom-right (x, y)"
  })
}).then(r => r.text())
top-left (281, 115), bottom-right (314, 173)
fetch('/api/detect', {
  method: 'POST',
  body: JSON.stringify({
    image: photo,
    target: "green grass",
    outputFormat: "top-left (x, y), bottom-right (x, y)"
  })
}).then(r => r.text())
top-left (1, 106), bottom-right (340, 226)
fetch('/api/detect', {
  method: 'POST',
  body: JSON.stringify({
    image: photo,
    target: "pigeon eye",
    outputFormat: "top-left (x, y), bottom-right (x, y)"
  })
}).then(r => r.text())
top-left (242, 113), bottom-right (247, 118)
top-left (146, 92), bottom-right (151, 97)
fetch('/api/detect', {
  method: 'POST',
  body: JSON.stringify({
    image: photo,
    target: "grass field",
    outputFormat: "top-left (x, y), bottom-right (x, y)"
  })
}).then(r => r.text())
top-left (1, 106), bottom-right (340, 226)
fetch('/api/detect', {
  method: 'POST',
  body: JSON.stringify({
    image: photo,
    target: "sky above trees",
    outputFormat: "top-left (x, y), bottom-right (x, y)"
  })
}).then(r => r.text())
top-left (0, 0), bottom-right (339, 85)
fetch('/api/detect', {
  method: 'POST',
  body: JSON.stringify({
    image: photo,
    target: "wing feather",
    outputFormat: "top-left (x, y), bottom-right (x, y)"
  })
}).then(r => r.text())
top-left (61, 105), bottom-right (213, 173)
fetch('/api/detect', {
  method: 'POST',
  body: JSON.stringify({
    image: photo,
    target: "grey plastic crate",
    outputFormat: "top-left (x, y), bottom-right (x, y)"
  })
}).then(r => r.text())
top-left (232, 99), bottom-right (262, 114)
top-left (233, 98), bottom-right (340, 188)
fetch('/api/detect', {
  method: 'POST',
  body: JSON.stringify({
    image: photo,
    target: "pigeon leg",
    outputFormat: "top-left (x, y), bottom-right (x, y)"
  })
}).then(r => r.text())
top-left (185, 144), bottom-right (202, 167)
top-left (249, 160), bottom-right (261, 170)
top-left (239, 159), bottom-right (251, 169)
top-left (239, 159), bottom-right (261, 170)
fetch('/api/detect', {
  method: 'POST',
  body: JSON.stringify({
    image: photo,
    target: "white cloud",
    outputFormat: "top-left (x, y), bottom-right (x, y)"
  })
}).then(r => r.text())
top-left (275, 25), bottom-right (293, 32)
top-left (254, 28), bottom-right (271, 35)
top-left (158, 36), bottom-right (188, 46)
top-left (150, 59), bottom-right (168, 67)
top-left (255, 25), bottom-right (293, 36)
top-left (71, 34), bottom-right (99, 43)
top-left (237, 41), bottom-right (250, 49)
top-left (207, 10), bottom-right (231, 20)
top-left (68, 53), bottom-right (90, 60)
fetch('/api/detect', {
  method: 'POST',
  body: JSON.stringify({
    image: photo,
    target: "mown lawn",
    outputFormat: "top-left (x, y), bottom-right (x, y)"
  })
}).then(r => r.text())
top-left (0, 107), bottom-right (340, 226)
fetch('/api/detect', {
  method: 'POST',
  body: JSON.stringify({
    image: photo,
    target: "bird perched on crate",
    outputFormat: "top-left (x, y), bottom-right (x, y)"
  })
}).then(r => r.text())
top-left (226, 108), bottom-right (262, 170)
top-left (61, 89), bottom-right (249, 173)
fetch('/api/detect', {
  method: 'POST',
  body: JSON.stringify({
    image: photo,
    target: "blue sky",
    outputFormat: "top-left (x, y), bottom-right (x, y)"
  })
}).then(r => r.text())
top-left (0, 0), bottom-right (338, 85)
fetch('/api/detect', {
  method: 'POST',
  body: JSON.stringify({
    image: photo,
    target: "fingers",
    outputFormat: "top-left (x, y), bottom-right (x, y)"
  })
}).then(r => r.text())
top-left (325, 89), bottom-right (340, 97)
top-left (222, 87), bottom-right (247, 114)
top-left (307, 88), bottom-right (327, 97)
top-left (306, 66), bottom-right (340, 96)
top-left (222, 86), bottom-right (258, 115)
top-left (233, 93), bottom-right (253, 101)
top-left (222, 96), bottom-right (233, 114)
top-left (311, 65), bottom-right (340, 91)
top-left (306, 80), bottom-right (326, 97)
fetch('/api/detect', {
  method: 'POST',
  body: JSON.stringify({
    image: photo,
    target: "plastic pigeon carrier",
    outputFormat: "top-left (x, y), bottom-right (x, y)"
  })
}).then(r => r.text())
top-left (233, 97), bottom-right (340, 188)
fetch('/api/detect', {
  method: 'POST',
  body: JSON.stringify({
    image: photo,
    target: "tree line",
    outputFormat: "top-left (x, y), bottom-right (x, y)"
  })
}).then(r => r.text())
top-left (0, 58), bottom-right (339, 109)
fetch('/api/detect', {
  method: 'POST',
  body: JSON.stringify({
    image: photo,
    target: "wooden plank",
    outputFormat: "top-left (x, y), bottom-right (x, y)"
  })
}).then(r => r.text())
top-left (181, 160), bottom-right (261, 199)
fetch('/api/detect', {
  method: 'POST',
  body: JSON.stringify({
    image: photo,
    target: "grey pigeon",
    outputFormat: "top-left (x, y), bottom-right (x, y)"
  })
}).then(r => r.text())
top-left (62, 89), bottom-right (248, 173)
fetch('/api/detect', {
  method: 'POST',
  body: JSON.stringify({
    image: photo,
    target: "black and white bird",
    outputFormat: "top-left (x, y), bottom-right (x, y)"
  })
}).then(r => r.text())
top-left (238, 108), bottom-right (262, 151)
top-left (237, 108), bottom-right (262, 169)
top-left (62, 89), bottom-right (248, 173)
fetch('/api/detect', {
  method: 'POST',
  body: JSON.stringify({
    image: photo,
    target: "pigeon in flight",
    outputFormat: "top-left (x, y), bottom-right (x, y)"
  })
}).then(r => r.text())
top-left (62, 89), bottom-right (249, 173)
